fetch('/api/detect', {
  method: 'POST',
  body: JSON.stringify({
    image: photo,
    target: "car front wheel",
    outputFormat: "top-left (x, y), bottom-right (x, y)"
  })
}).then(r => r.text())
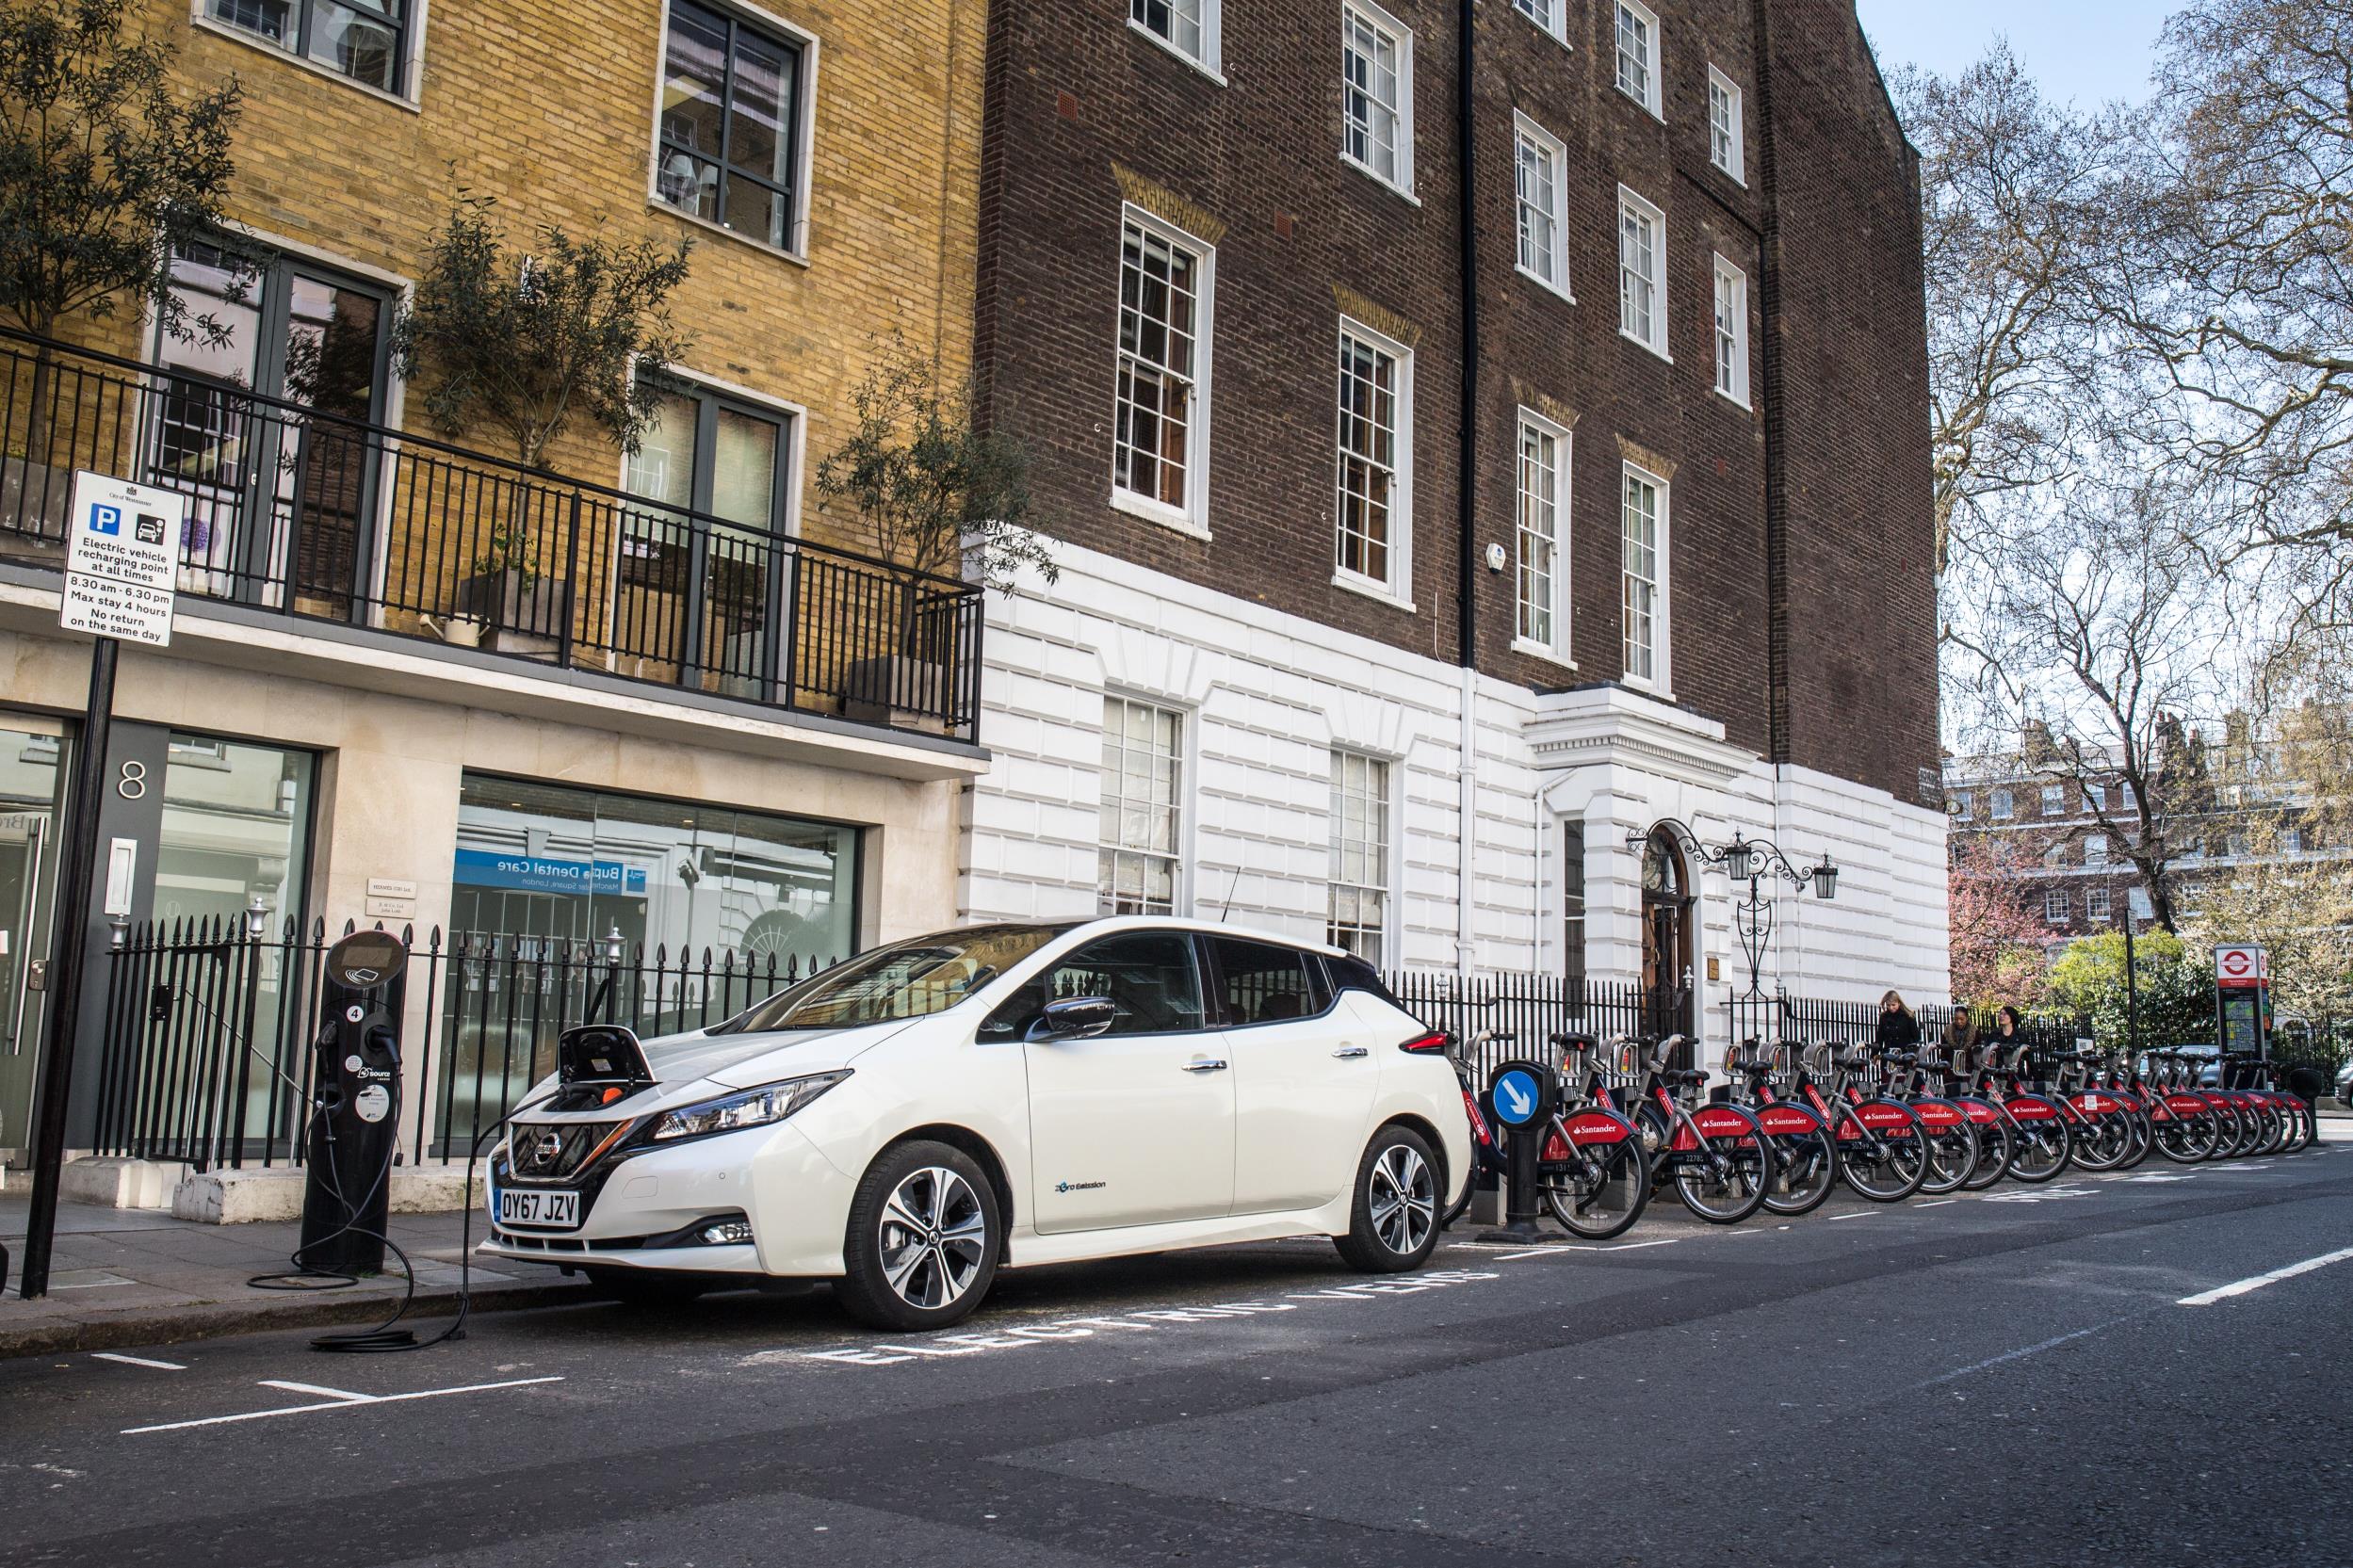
top-left (836, 1140), bottom-right (1002, 1332)
top-left (1334, 1125), bottom-right (1442, 1273)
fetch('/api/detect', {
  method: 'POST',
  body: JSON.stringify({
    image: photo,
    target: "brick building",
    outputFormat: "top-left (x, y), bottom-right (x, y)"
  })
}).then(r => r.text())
top-left (0, 0), bottom-right (993, 1162)
top-left (960, 0), bottom-right (1948, 1030)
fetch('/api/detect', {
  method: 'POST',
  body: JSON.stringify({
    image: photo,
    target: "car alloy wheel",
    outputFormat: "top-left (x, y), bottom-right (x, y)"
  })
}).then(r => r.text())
top-left (877, 1165), bottom-right (988, 1311)
top-left (1368, 1142), bottom-right (1436, 1256)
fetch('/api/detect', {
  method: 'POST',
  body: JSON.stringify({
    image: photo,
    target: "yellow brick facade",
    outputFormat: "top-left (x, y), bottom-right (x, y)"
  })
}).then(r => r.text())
top-left (120, 0), bottom-right (984, 567)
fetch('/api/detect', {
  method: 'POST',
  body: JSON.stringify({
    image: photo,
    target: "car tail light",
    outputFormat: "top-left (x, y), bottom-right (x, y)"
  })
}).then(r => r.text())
top-left (1399, 1031), bottom-right (1450, 1056)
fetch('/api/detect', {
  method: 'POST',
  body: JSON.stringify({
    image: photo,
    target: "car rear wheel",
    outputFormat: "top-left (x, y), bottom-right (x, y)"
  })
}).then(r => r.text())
top-left (1335, 1125), bottom-right (1442, 1273)
top-left (836, 1140), bottom-right (1001, 1332)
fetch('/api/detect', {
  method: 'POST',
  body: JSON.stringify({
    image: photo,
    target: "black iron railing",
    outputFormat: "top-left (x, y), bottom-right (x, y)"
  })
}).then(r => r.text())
top-left (0, 329), bottom-right (983, 741)
top-left (1382, 969), bottom-right (1695, 1085)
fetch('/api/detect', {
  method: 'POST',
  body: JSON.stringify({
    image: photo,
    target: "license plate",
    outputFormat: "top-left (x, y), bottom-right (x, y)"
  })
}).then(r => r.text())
top-left (496, 1187), bottom-right (580, 1230)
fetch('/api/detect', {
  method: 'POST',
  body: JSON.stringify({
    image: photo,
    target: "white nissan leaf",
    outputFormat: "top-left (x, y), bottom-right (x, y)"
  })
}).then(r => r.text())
top-left (482, 916), bottom-right (1471, 1330)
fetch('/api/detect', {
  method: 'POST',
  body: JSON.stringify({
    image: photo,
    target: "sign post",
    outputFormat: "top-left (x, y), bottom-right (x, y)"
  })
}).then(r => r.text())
top-left (16, 473), bottom-right (180, 1300)
top-left (2213, 944), bottom-right (2269, 1071)
top-left (1476, 1059), bottom-right (1554, 1244)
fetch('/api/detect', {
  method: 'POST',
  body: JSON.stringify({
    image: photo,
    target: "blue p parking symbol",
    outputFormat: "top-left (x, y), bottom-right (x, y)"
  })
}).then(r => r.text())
top-left (90, 503), bottom-right (122, 536)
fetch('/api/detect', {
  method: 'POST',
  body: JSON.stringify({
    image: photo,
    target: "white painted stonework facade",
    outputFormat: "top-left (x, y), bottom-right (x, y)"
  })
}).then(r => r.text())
top-left (959, 543), bottom-right (1951, 1050)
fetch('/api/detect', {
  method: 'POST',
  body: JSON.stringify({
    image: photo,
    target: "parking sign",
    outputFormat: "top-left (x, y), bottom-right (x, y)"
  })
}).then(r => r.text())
top-left (60, 471), bottom-right (181, 648)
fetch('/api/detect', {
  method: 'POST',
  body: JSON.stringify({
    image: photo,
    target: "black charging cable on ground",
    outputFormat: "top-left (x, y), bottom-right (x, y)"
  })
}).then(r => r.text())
top-left (249, 1095), bottom-right (534, 1354)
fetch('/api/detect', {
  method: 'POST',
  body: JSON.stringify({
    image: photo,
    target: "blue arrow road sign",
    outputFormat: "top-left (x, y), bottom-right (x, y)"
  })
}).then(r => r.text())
top-left (1491, 1068), bottom-right (1540, 1127)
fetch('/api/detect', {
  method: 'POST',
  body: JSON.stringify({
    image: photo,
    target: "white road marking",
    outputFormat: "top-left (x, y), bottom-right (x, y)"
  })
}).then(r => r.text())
top-left (1495, 1237), bottom-right (1683, 1259)
top-left (1913, 1199), bottom-right (1959, 1208)
top-left (122, 1376), bottom-right (563, 1435)
top-left (1917, 1316), bottom-right (2135, 1388)
top-left (90, 1353), bottom-right (184, 1371)
top-left (257, 1380), bottom-right (371, 1402)
top-left (2178, 1245), bottom-right (2353, 1308)
top-left (1828, 1209), bottom-right (1876, 1220)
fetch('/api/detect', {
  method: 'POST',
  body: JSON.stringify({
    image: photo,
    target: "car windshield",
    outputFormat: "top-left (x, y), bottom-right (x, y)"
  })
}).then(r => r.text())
top-left (713, 923), bottom-right (1076, 1034)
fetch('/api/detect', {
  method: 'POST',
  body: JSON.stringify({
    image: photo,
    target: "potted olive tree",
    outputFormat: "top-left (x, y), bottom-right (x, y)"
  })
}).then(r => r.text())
top-left (392, 191), bottom-right (690, 655)
top-left (816, 339), bottom-right (1056, 730)
top-left (0, 0), bottom-right (243, 546)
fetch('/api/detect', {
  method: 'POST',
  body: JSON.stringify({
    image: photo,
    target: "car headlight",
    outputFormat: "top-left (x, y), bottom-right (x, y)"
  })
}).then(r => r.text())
top-left (647, 1071), bottom-right (851, 1143)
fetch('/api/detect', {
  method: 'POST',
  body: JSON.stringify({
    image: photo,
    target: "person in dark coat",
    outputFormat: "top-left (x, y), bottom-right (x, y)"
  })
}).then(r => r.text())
top-left (1943, 1006), bottom-right (1981, 1076)
top-left (1874, 990), bottom-right (1922, 1052)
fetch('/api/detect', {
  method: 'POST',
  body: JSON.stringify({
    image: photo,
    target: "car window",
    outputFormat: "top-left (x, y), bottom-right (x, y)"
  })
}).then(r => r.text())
top-left (1324, 953), bottom-right (1400, 1008)
top-left (979, 931), bottom-right (1207, 1041)
top-left (1207, 937), bottom-right (1322, 1027)
top-left (715, 923), bottom-right (1072, 1033)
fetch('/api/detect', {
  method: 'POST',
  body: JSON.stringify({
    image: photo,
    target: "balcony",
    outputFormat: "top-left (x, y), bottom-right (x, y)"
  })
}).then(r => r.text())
top-left (0, 329), bottom-right (984, 746)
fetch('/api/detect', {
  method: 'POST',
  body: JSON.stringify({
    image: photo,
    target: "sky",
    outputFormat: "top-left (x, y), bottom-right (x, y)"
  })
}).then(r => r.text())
top-left (1855, 1), bottom-right (2180, 107)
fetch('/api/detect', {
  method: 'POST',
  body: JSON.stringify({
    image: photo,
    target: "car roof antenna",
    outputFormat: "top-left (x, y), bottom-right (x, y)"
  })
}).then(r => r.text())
top-left (1216, 860), bottom-right (1242, 923)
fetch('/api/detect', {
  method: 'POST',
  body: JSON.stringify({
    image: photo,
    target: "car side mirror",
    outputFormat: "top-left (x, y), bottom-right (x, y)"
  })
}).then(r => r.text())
top-left (1030, 995), bottom-right (1117, 1041)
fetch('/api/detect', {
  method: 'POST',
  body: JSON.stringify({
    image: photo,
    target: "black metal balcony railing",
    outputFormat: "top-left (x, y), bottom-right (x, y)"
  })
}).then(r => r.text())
top-left (0, 329), bottom-right (983, 743)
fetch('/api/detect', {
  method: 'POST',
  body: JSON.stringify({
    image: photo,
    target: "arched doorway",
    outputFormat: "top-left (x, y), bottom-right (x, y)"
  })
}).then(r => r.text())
top-left (1641, 829), bottom-right (1696, 1054)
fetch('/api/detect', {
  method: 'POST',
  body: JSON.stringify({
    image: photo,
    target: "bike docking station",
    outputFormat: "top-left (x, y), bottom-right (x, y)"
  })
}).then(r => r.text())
top-left (1476, 1060), bottom-right (1558, 1244)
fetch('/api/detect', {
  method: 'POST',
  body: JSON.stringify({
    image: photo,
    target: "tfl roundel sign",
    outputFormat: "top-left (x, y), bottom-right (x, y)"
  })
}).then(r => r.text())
top-left (2215, 945), bottom-right (2268, 990)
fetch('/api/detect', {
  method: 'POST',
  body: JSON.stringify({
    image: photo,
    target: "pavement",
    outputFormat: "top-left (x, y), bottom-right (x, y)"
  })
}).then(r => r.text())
top-left (0, 1192), bottom-right (587, 1358)
top-left (2, 1129), bottom-right (2349, 1566)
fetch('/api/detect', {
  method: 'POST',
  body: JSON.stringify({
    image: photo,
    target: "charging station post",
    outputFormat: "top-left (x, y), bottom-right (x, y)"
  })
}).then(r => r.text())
top-left (299, 929), bottom-right (409, 1274)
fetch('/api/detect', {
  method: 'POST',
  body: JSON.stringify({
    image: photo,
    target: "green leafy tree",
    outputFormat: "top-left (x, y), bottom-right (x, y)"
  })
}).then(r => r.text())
top-left (2047, 929), bottom-right (2214, 1051)
top-left (0, 0), bottom-right (243, 343)
top-left (816, 336), bottom-right (1058, 596)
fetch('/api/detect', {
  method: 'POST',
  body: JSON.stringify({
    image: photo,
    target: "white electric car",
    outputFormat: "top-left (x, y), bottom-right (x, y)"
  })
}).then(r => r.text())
top-left (481, 916), bottom-right (1471, 1330)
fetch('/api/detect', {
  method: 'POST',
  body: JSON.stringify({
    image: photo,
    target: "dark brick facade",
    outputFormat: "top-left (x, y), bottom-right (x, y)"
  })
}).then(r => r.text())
top-left (974, 0), bottom-right (1935, 801)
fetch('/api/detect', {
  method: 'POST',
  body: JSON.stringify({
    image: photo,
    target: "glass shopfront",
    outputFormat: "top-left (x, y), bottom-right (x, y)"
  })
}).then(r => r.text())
top-left (449, 775), bottom-right (858, 970)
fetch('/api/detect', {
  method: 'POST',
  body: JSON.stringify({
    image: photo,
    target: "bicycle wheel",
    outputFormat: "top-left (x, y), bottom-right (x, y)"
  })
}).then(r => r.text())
top-left (1955, 1100), bottom-right (2011, 1190)
top-left (1540, 1117), bottom-right (1651, 1239)
top-left (2002, 1097), bottom-right (2073, 1182)
top-left (1837, 1100), bottom-right (1929, 1202)
top-left (1670, 1105), bottom-right (1771, 1223)
top-left (2066, 1099), bottom-right (2134, 1172)
top-left (2152, 1094), bottom-right (2219, 1163)
top-left (1754, 1102), bottom-right (1838, 1217)
top-left (1910, 1099), bottom-right (1978, 1195)
top-left (2113, 1107), bottom-right (2153, 1170)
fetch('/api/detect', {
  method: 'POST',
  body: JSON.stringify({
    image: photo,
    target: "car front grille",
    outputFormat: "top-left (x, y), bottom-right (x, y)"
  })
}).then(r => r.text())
top-left (506, 1121), bottom-right (625, 1182)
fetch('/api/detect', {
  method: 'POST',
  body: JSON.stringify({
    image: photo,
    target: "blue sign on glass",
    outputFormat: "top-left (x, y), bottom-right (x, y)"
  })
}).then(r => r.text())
top-left (1490, 1067), bottom-right (1542, 1127)
top-left (452, 848), bottom-right (649, 897)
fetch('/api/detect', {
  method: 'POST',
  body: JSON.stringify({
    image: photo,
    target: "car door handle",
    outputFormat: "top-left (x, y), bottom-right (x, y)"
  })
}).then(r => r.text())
top-left (1181, 1059), bottom-right (1228, 1073)
top-left (1333, 1045), bottom-right (1370, 1059)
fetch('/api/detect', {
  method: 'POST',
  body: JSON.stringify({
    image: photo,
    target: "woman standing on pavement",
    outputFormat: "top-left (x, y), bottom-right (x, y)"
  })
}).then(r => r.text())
top-left (1875, 990), bottom-right (1923, 1052)
top-left (1943, 1005), bottom-right (1981, 1075)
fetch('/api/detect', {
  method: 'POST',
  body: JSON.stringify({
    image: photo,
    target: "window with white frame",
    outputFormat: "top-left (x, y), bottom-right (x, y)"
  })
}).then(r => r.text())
top-left (1099, 698), bottom-right (1184, 915)
top-left (1335, 322), bottom-right (1411, 595)
top-left (1990, 787), bottom-right (2014, 819)
top-left (1328, 751), bottom-right (1390, 963)
top-left (1340, 4), bottom-right (1414, 195)
top-left (2085, 833), bottom-right (2108, 866)
top-left (1512, 0), bottom-right (1567, 41)
top-left (2040, 784), bottom-right (2065, 815)
top-left (2045, 888), bottom-right (2069, 923)
top-left (2085, 783), bottom-right (2107, 811)
top-left (1112, 211), bottom-right (1211, 528)
top-left (1615, 2), bottom-right (1661, 117)
top-left (1618, 187), bottom-right (1668, 357)
top-left (1707, 67), bottom-right (1744, 180)
top-left (2085, 886), bottom-right (2112, 923)
top-left (1954, 791), bottom-right (1973, 820)
top-left (1129, 0), bottom-right (1219, 73)
top-left (1515, 411), bottom-right (1569, 655)
top-left (1515, 115), bottom-right (1570, 297)
top-left (1712, 256), bottom-right (1748, 405)
top-left (1621, 464), bottom-right (1666, 687)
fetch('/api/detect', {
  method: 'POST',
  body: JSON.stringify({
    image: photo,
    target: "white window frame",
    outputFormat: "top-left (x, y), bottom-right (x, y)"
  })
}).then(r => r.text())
top-left (191, 0), bottom-right (430, 111)
top-left (1340, 1), bottom-right (1417, 200)
top-left (1098, 695), bottom-right (1187, 916)
top-left (1614, 0), bottom-right (1662, 119)
top-left (1511, 0), bottom-right (1571, 47)
top-left (1954, 791), bottom-right (1973, 821)
top-left (2045, 888), bottom-right (2069, 924)
top-left (1707, 66), bottom-right (1744, 183)
top-left (2085, 834), bottom-right (2109, 866)
top-left (1513, 113), bottom-right (1573, 301)
top-left (1332, 315), bottom-right (1416, 606)
top-left (1990, 787), bottom-right (2014, 820)
top-left (643, 0), bottom-right (822, 265)
top-left (1127, 0), bottom-right (1224, 80)
top-left (2085, 886), bottom-right (2113, 923)
top-left (1712, 255), bottom-right (1749, 407)
top-left (2085, 784), bottom-right (2107, 811)
top-left (1619, 461), bottom-right (1670, 694)
top-left (1327, 749), bottom-right (1394, 965)
top-left (2040, 784), bottom-right (2066, 815)
top-left (1109, 203), bottom-right (1216, 538)
top-left (1617, 185), bottom-right (1670, 360)
top-left (1513, 408), bottom-right (1573, 664)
